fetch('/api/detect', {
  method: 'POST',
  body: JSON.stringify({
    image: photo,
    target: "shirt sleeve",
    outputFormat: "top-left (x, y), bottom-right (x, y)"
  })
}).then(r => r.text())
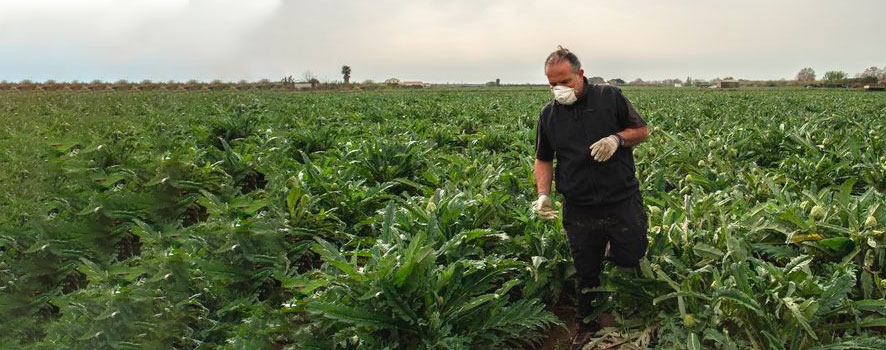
top-left (535, 110), bottom-right (555, 161)
top-left (615, 88), bottom-right (647, 129)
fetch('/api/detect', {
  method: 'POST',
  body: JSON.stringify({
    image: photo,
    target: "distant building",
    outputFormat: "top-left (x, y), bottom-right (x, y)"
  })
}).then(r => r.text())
top-left (401, 81), bottom-right (427, 88)
top-left (290, 79), bottom-right (319, 90)
top-left (674, 83), bottom-right (683, 88)
top-left (718, 80), bottom-right (740, 88)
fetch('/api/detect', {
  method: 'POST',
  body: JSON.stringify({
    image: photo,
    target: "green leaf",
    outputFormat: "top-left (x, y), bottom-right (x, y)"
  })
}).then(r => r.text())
top-left (379, 281), bottom-right (419, 324)
top-left (783, 297), bottom-right (817, 340)
top-left (810, 237), bottom-right (856, 258)
top-left (693, 242), bottom-right (724, 260)
top-left (451, 293), bottom-right (498, 321)
top-left (306, 302), bottom-right (397, 328)
top-left (311, 239), bottom-right (364, 282)
top-left (822, 318), bottom-right (886, 331)
top-left (716, 289), bottom-right (763, 316)
top-left (283, 275), bottom-right (329, 294)
top-left (91, 172), bottom-right (128, 189)
top-left (808, 337), bottom-right (886, 350)
top-left (815, 271), bottom-right (855, 318)
top-left (287, 184), bottom-right (309, 222)
top-left (49, 140), bottom-right (80, 154)
top-left (837, 178), bottom-right (856, 205)
top-left (855, 299), bottom-right (886, 315)
top-left (688, 333), bottom-right (701, 350)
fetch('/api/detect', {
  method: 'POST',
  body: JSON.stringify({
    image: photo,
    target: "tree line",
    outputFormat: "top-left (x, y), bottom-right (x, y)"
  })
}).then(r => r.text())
top-left (2, 65), bottom-right (883, 91)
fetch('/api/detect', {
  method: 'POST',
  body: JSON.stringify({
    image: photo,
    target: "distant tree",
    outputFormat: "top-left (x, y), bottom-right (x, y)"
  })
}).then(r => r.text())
top-left (42, 79), bottom-right (62, 91)
top-left (184, 79), bottom-right (202, 90)
top-left (796, 67), bottom-right (816, 83)
top-left (301, 70), bottom-right (317, 83)
top-left (17, 79), bottom-right (35, 91)
top-left (209, 79), bottom-right (226, 90)
top-left (608, 78), bottom-right (626, 86)
top-left (589, 76), bottom-right (605, 84)
top-left (281, 75), bottom-right (296, 90)
top-left (138, 79), bottom-right (158, 91)
top-left (495, 78), bottom-right (500, 86)
top-left (341, 65), bottom-right (351, 84)
top-left (823, 70), bottom-right (847, 81)
top-left (858, 66), bottom-right (882, 79)
top-left (256, 78), bottom-right (274, 90)
top-left (630, 78), bottom-right (644, 85)
top-left (113, 79), bottom-right (132, 90)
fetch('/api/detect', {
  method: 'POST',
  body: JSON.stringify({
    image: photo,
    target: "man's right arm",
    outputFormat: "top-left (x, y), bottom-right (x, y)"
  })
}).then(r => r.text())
top-left (534, 158), bottom-right (553, 195)
top-left (533, 108), bottom-right (558, 219)
top-left (534, 107), bottom-right (555, 196)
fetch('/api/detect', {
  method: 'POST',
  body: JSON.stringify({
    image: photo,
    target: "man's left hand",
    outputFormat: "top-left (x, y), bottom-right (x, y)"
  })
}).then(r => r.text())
top-left (589, 135), bottom-right (619, 162)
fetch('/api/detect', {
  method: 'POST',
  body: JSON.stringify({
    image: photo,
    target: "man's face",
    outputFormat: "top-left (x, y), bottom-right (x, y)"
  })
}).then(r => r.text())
top-left (545, 61), bottom-right (584, 96)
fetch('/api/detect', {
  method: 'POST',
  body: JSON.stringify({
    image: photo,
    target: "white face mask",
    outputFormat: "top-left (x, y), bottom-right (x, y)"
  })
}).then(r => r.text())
top-left (551, 85), bottom-right (577, 105)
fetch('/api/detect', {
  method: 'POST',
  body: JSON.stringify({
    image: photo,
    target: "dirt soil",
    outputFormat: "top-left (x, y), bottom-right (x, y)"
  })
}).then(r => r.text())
top-left (535, 304), bottom-right (578, 350)
top-left (534, 304), bottom-right (653, 350)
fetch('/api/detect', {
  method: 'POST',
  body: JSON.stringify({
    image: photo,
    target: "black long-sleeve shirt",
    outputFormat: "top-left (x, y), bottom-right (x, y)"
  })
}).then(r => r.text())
top-left (535, 77), bottom-right (646, 207)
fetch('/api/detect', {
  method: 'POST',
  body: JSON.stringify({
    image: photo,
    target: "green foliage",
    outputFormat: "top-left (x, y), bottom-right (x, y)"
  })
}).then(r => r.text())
top-left (1, 88), bottom-right (885, 349)
top-left (296, 204), bottom-right (561, 349)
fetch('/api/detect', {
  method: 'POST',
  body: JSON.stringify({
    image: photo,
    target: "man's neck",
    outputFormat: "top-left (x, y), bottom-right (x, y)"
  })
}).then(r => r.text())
top-left (575, 76), bottom-right (589, 102)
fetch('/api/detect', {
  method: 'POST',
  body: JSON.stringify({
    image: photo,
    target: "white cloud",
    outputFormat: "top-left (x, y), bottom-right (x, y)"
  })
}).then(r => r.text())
top-left (0, 0), bottom-right (883, 82)
top-left (0, 0), bottom-right (280, 81)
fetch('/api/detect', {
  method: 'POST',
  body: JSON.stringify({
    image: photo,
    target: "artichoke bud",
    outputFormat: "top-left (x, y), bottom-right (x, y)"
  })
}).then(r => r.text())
top-left (810, 205), bottom-right (826, 220)
top-left (865, 215), bottom-right (877, 228)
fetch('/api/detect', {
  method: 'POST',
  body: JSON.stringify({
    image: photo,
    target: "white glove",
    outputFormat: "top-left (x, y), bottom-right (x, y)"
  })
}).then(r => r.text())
top-left (532, 194), bottom-right (558, 220)
top-left (589, 135), bottom-right (620, 162)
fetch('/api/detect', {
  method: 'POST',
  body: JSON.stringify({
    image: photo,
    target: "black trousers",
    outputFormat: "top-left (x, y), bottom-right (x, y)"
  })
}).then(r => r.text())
top-left (562, 192), bottom-right (649, 329)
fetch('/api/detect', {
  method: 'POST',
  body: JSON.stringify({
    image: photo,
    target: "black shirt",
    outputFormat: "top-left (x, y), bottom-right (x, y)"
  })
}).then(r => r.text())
top-left (535, 77), bottom-right (646, 207)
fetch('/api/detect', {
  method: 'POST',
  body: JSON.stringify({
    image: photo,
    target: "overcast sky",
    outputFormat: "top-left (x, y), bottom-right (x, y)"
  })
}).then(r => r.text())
top-left (1, 0), bottom-right (883, 84)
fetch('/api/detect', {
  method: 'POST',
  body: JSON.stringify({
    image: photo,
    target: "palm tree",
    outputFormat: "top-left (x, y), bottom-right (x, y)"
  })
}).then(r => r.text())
top-left (341, 65), bottom-right (351, 85)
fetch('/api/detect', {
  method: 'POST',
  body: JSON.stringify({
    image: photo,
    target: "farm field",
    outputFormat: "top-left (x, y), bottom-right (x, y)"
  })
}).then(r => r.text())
top-left (1, 87), bottom-right (886, 350)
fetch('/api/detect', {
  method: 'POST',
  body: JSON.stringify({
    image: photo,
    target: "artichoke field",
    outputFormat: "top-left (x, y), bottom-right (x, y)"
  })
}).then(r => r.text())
top-left (1, 88), bottom-right (885, 349)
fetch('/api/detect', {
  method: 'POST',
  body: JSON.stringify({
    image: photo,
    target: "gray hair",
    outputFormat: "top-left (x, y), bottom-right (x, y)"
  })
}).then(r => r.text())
top-left (544, 45), bottom-right (581, 73)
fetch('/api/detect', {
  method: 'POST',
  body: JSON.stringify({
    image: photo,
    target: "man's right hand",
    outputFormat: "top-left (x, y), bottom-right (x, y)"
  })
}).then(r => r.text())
top-left (532, 194), bottom-right (558, 220)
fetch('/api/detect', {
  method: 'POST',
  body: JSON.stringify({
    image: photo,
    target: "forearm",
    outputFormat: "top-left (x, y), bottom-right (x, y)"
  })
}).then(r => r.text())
top-left (616, 126), bottom-right (649, 147)
top-left (534, 159), bottom-right (553, 195)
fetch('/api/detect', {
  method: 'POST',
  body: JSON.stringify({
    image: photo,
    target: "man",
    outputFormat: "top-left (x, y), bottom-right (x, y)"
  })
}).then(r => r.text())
top-left (532, 46), bottom-right (649, 349)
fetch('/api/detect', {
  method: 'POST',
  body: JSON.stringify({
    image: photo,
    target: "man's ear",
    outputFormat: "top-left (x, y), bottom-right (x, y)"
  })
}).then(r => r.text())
top-left (577, 68), bottom-right (584, 77)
